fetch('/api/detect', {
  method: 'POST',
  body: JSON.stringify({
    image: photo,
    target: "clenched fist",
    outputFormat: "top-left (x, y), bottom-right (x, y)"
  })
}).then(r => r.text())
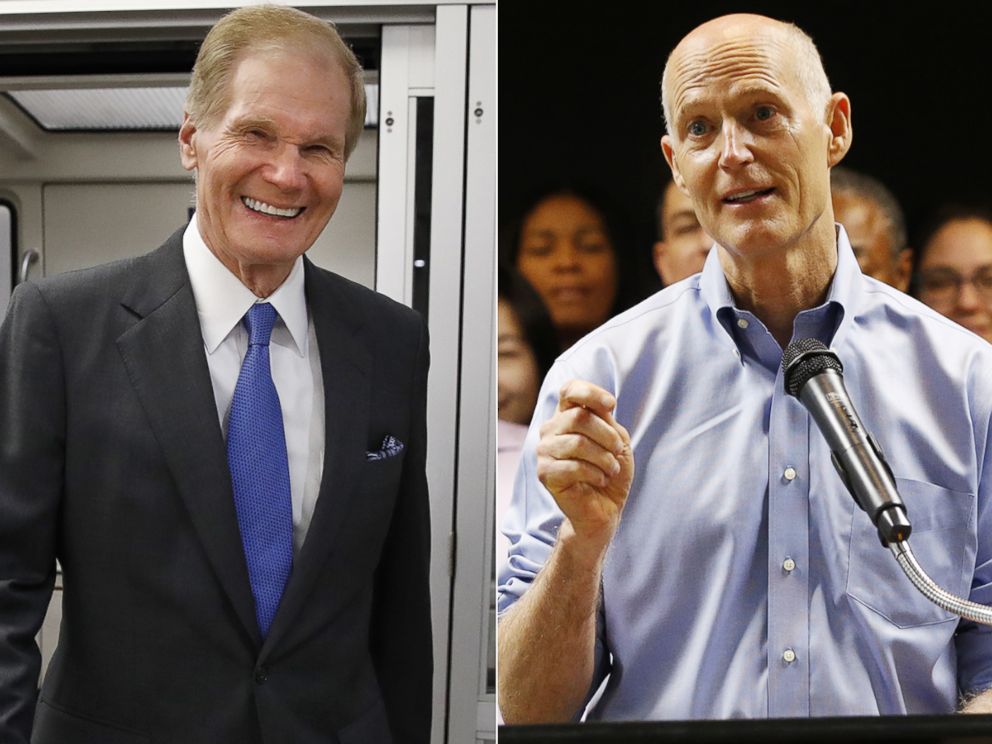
top-left (536, 380), bottom-right (634, 553)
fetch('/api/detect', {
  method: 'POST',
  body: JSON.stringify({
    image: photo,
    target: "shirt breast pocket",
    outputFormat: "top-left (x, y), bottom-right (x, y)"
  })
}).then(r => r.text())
top-left (845, 477), bottom-right (974, 628)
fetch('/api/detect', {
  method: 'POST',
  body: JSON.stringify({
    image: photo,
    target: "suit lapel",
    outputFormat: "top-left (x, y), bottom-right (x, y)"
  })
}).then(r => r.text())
top-left (264, 261), bottom-right (371, 651)
top-left (115, 230), bottom-right (260, 646)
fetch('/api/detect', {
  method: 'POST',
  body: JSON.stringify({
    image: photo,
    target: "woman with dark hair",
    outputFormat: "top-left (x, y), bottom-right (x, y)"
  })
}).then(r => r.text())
top-left (498, 263), bottom-right (556, 426)
top-left (507, 184), bottom-right (638, 351)
top-left (913, 204), bottom-right (992, 344)
top-left (497, 264), bottom-right (558, 579)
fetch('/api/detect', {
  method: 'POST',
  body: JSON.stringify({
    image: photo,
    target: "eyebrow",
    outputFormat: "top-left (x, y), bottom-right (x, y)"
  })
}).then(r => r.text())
top-left (727, 80), bottom-right (784, 100)
top-left (231, 115), bottom-right (278, 132)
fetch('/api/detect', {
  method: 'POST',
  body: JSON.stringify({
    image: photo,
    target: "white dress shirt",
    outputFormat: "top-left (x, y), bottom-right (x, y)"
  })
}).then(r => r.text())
top-left (183, 216), bottom-right (325, 555)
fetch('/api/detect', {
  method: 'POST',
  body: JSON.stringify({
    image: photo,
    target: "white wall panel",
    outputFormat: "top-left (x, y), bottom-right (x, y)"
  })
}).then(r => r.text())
top-left (43, 181), bottom-right (193, 274)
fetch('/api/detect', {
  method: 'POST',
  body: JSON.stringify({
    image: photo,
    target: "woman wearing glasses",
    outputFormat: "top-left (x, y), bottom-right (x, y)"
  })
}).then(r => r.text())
top-left (914, 206), bottom-right (992, 344)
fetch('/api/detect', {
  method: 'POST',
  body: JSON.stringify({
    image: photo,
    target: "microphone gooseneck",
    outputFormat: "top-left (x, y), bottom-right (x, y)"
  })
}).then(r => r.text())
top-left (783, 338), bottom-right (992, 626)
top-left (890, 541), bottom-right (992, 625)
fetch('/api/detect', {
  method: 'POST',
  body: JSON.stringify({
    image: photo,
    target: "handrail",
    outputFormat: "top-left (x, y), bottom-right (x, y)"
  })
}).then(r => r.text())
top-left (18, 248), bottom-right (38, 284)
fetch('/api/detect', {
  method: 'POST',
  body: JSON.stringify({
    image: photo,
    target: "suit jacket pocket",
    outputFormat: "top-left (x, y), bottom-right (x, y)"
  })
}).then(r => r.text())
top-left (846, 477), bottom-right (974, 628)
top-left (33, 698), bottom-right (151, 744)
top-left (362, 448), bottom-right (406, 493)
top-left (336, 696), bottom-right (393, 744)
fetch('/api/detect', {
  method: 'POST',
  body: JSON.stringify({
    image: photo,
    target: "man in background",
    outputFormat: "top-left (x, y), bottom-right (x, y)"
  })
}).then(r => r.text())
top-left (831, 166), bottom-right (912, 291)
top-left (652, 177), bottom-right (712, 285)
top-left (0, 6), bottom-right (431, 743)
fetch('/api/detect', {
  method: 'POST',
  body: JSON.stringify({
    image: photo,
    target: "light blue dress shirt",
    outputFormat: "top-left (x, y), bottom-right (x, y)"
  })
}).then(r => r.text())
top-left (498, 227), bottom-right (992, 719)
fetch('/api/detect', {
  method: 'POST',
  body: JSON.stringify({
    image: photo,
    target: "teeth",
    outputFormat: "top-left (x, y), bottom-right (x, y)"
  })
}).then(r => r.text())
top-left (242, 197), bottom-right (302, 218)
top-left (727, 190), bottom-right (762, 202)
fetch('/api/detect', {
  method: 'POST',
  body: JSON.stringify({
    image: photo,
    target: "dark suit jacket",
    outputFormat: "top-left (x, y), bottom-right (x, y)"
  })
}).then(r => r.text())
top-left (0, 227), bottom-right (432, 744)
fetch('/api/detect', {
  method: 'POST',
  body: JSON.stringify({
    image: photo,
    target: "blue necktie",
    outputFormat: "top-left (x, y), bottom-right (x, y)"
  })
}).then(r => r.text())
top-left (227, 303), bottom-right (293, 638)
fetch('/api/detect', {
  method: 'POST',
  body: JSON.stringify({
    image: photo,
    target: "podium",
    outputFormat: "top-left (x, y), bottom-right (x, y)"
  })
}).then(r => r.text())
top-left (500, 715), bottom-right (992, 743)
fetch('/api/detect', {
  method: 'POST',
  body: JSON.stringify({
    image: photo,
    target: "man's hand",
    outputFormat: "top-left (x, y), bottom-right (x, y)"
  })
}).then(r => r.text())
top-left (536, 380), bottom-right (634, 555)
top-left (498, 380), bottom-right (633, 723)
top-left (960, 688), bottom-right (992, 713)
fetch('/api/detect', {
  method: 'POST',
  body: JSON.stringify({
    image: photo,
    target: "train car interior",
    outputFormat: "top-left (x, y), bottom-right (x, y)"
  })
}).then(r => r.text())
top-left (0, 2), bottom-right (495, 742)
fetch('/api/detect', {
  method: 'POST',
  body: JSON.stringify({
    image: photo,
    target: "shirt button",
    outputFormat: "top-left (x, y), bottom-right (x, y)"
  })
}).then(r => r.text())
top-left (254, 666), bottom-right (269, 684)
top-left (783, 648), bottom-right (797, 664)
top-left (783, 557), bottom-right (796, 573)
top-left (783, 467), bottom-right (797, 481)
top-left (737, 318), bottom-right (749, 329)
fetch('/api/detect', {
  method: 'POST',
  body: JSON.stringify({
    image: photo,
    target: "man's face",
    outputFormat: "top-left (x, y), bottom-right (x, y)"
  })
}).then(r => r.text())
top-left (832, 190), bottom-right (910, 291)
top-left (179, 46), bottom-right (351, 284)
top-left (654, 180), bottom-right (712, 284)
top-left (661, 21), bottom-right (848, 262)
top-left (917, 218), bottom-right (992, 343)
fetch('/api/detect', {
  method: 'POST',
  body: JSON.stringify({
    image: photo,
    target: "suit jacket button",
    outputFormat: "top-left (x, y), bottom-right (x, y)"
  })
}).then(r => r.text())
top-left (254, 666), bottom-right (268, 684)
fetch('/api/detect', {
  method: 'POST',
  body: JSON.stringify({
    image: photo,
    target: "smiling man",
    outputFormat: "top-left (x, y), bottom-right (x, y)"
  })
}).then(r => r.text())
top-left (0, 6), bottom-right (431, 744)
top-left (499, 14), bottom-right (992, 722)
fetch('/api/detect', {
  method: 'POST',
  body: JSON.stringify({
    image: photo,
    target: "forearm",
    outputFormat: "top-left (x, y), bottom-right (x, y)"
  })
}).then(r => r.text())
top-left (960, 687), bottom-right (992, 713)
top-left (497, 521), bottom-right (607, 724)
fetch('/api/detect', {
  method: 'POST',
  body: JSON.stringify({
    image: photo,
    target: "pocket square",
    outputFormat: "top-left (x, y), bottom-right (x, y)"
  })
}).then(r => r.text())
top-left (366, 435), bottom-right (405, 461)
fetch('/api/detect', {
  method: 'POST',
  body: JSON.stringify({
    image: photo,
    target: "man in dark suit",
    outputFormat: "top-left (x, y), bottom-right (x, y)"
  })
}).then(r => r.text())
top-left (0, 6), bottom-right (431, 743)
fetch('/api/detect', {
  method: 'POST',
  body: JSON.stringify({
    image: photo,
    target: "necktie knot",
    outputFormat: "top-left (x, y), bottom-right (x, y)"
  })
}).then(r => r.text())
top-left (244, 303), bottom-right (277, 347)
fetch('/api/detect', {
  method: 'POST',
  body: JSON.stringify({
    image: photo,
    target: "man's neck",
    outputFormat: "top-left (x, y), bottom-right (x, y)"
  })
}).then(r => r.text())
top-left (719, 220), bottom-right (838, 349)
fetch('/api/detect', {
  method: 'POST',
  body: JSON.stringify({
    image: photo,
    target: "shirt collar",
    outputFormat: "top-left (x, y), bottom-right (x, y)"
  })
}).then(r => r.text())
top-left (818, 223), bottom-right (863, 347)
top-left (699, 224), bottom-right (863, 357)
top-left (182, 215), bottom-right (309, 356)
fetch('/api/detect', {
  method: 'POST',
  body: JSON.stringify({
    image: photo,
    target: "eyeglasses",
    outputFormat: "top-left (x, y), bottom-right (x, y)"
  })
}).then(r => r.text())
top-left (916, 266), bottom-right (992, 307)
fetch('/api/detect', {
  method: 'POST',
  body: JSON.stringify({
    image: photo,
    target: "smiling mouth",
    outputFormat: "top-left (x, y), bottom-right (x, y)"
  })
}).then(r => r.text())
top-left (723, 188), bottom-right (775, 205)
top-left (242, 196), bottom-right (304, 219)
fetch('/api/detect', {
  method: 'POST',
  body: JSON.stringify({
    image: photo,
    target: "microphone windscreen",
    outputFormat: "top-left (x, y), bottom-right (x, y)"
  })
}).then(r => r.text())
top-left (782, 338), bottom-right (843, 397)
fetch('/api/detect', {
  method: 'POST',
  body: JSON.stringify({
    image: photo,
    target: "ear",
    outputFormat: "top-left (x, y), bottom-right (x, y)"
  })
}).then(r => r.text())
top-left (178, 113), bottom-right (198, 171)
top-left (661, 134), bottom-right (688, 194)
top-left (825, 92), bottom-right (852, 167)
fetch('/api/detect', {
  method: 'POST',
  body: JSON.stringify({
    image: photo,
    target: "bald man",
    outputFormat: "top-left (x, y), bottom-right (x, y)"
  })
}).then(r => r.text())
top-left (499, 14), bottom-right (992, 722)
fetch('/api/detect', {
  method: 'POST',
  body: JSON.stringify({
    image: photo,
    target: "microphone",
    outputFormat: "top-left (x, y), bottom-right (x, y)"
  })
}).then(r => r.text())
top-left (782, 338), bottom-right (911, 546)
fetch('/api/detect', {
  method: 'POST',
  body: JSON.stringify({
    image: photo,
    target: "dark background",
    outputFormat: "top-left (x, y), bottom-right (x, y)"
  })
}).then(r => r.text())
top-left (498, 1), bottom-right (992, 300)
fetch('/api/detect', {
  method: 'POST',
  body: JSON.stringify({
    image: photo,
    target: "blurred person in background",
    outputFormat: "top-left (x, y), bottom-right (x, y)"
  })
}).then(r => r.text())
top-left (508, 185), bottom-right (639, 352)
top-left (831, 166), bottom-right (912, 291)
top-left (497, 264), bottom-right (557, 566)
top-left (914, 205), bottom-right (992, 343)
top-left (498, 264), bottom-right (557, 427)
top-left (653, 177), bottom-right (712, 285)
